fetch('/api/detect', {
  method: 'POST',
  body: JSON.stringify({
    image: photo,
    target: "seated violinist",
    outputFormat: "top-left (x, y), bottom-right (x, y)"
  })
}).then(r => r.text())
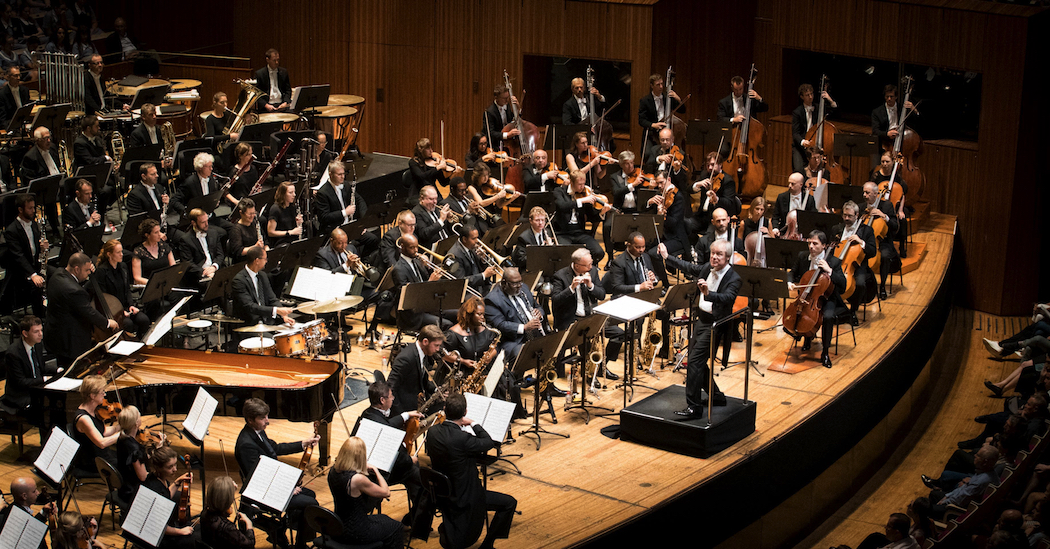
top-left (552, 170), bottom-right (608, 263)
top-left (787, 230), bottom-right (847, 369)
top-left (645, 170), bottom-right (693, 288)
top-left (464, 132), bottom-right (498, 172)
top-left (467, 163), bottom-right (518, 232)
top-left (564, 131), bottom-right (606, 181)
top-left (408, 137), bottom-right (450, 204)
top-left (688, 151), bottom-right (739, 237)
top-left (644, 128), bottom-right (684, 175)
top-left (51, 512), bottom-right (104, 549)
top-left (523, 149), bottom-right (562, 193)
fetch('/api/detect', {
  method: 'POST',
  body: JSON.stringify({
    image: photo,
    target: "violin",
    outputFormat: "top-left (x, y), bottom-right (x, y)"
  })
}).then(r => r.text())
top-left (625, 167), bottom-right (656, 188)
top-left (662, 186), bottom-right (677, 210)
top-left (699, 171), bottom-right (725, 212)
top-left (95, 399), bottom-right (122, 424)
top-left (578, 145), bottom-right (616, 166)
top-left (547, 161), bottom-right (570, 183)
top-left (77, 516), bottom-right (98, 549)
top-left (177, 454), bottom-right (191, 526)
top-left (575, 187), bottom-right (619, 215)
top-left (297, 420), bottom-right (320, 470)
top-left (481, 147), bottom-right (516, 165)
top-left (424, 152), bottom-right (458, 173)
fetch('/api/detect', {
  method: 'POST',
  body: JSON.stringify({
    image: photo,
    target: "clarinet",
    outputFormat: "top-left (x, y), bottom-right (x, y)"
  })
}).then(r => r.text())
top-left (348, 162), bottom-right (358, 222)
top-left (34, 206), bottom-right (48, 304)
top-left (159, 188), bottom-right (169, 232)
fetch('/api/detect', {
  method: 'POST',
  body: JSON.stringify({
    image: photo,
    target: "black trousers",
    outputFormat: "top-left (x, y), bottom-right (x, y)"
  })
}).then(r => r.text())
top-left (685, 320), bottom-right (724, 409)
top-left (558, 230), bottom-right (604, 263)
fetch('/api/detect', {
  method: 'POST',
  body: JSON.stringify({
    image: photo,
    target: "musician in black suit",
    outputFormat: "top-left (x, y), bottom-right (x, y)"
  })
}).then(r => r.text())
top-left (551, 249), bottom-right (623, 371)
top-left (771, 173), bottom-right (817, 234)
top-left (0, 66), bottom-right (30, 128)
top-left (176, 208), bottom-right (225, 283)
top-left (230, 246), bottom-right (295, 328)
top-left (83, 54), bottom-right (109, 115)
top-left (426, 392), bottom-right (516, 549)
top-left (688, 152), bottom-right (740, 237)
top-left (716, 75), bottom-right (769, 124)
top-left (63, 178), bottom-right (102, 231)
top-left (481, 84), bottom-right (518, 152)
top-left (19, 127), bottom-right (62, 183)
top-left (127, 106), bottom-right (175, 182)
top-left (871, 84), bottom-right (915, 141)
top-left (43, 253), bottom-right (117, 367)
top-left (412, 185), bottom-right (453, 249)
top-left (484, 267), bottom-right (546, 364)
top-left (234, 398), bottom-right (317, 549)
top-left (861, 182), bottom-right (901, 300)
top-left (254, 49), bottom-right (291, 112)
top-left (358, 380), bottom-right (426, 527)
top-left (791, 83), bottom-right (837, 172)
top-left (693, 208), bottom-right (745, 266)
top-left (312, 227), bottom-right (361, 274)
top-left (72, 115), bottom-right (116, 210)
top-left (0, 194), bottom-right (46, 316)
top-left (788, 230), bottom-right (848, 369)
top-left (830, 200), bottom-right (878, 323)
top-left (522, 149), bottom-right (562, 193)
top-left (0, 477), bottom-right (53, 549)
top-left (447, 225), bottom-right (497, 298)
top-left (638, 73), bottom-right (681, 142)
top-left (511, 206), bottom-right (554, 269)
top-left (126, 162), bottom-right (174, 218)
top-left (378, 210), bottom-right (415, 272)
top-left (606, 232), bottom-right (658, 299)
top-left (552, 171), bottom-right (607, 263)
top-left (387, 324), bottom-right (444, 416)
top-left (562, 76), bottom-right (606, 125)
top-left (658, 239), bottom-right (742, 416)
top-left (315, 160), bottom-right (366, 237)
top-left (642, 127), bottom-right (686, 176)
top-left (2, 315), bottom-right (57, 416)
top-left (175, 152), bottom-right (222, 214)
top-left (390, 234), bottom-right (447, 331)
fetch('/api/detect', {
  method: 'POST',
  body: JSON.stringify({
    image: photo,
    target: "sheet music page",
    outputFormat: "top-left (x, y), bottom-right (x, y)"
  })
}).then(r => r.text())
top-left (481, 351), bottom-right (506, 397)
top-left (33, 427), bottom-right (79, 483)
top-left (594, 295), bottom-right (661, 322)
top-left (0, 505), bottom-right (48, 549)
top-left (241, 457), bottom-right (302, 513)
top-left (108, 341), bottom-right (145, 356)
top-left (330, 271), bottom-right (355, 296)
top-left (354, 419), bottom-right (401, 473)
top-left (121, 487), bottom-right (176, 548)
top-left (464, 392), bottom-right (515, 441)
top-left (814, 181), bottom-right (829, 211)
top-left (182, 387), bottom-right (218, 441)
top-left (43, 377), bottom-right (82, 391)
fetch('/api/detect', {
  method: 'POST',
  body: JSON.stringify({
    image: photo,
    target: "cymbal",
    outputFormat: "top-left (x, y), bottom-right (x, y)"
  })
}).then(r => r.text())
top-left (256, 112), bottom-right (299, 123)
top-left (328, 94), bottom-right (365, 107)
top-left (169, 78), bottom-right (202, 92)
top-left (311, 296), bottom-right (364, 314)
top-left (107, 78), bottom-right (169, 96)
top-left (314, 106), bottom-right (358, 119)
top-left (235, 323), bottom-right (284, 333)
top-left (197, 313), bottom-right (244, 323)
top-left (296, 300), bottom-right (322, 314)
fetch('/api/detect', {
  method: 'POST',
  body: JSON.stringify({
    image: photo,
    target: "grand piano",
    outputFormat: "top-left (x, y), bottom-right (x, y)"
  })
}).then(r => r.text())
top-left (32, 342), bottom-right (345, 465)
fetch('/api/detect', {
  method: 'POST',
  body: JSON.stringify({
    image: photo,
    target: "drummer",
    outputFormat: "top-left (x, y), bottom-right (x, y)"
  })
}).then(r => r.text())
top-left (231, 245), bottom-right (295, 328)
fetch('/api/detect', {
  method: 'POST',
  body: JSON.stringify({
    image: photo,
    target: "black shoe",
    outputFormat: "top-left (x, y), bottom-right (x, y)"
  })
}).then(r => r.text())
top-left (544, 385), bottom-right (568, 397)
top-left (674, 407), bottom-right (703, 419)
top-left (850, 314), bottom-right (860, 326)
top-left (984, 380), bottom-right (1004, 397)
top-left (975, 413), bottom-right (993, 424)
top-left (921, 474), bottom-right (938, 490)
top-left (708, 394), bottom-right (728, 407)
top-left (801, 339), bottom-right (812, 352)
top-left (879, 288), bottom-right (888, 300)
top-left (957, 438), bottom-right (981, 450)
top-left (733, 330), bottom-right (744, 343)
top-left (601, 368), bottom-right (620, 381)
top-left (821, 354), bottom-right (833, 368)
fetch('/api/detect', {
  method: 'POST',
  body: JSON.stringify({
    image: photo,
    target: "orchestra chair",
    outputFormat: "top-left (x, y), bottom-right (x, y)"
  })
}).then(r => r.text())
top-left (63, 423), bottom-right (104, 510)
top-left (0, 399), bottom-right (32, 459)
top-left (832, 308), bottom-right (857, 355)
top-left (95, 456), bottom-right (128, 530)
top-left (304, 505), bottom-right (383, 549)
top-left (415, 467), bottom-right (451, 547)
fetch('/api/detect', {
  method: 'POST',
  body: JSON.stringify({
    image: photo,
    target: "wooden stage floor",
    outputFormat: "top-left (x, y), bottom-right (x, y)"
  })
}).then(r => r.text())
top-left (0, 213), bottom-right (957, 549)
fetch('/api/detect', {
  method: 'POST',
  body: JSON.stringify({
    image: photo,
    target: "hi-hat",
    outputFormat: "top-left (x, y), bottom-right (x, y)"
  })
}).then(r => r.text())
top-left (311, 296), bottom-right (364, 314)
top-left (235, 323), bottom-right (284, 333)
top-left (198, 313), bottom-right (244, 323)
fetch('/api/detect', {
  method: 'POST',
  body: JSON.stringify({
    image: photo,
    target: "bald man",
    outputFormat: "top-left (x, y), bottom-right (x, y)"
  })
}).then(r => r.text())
top-left (562, 76), bottom-right (606, 125)
top-left (771, 173), bottom-right (816, 234)
top-left (0, 478), bottom-right (52, 549)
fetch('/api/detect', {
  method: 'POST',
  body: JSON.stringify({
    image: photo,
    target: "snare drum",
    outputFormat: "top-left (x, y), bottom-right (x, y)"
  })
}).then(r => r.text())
top-left (274, 329), bottom-right (307, 356)
top-left (238, 337), bottom-right (277, 356)
top-left (302, 319), bottom-right (328, 341)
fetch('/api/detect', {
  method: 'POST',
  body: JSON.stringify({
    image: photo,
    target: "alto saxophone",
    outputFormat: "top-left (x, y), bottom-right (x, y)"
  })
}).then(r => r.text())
top-left (638, 311), bottom-right (663, 373)
top-left (461, 325), bottom-right (501, 395)
top-left (568, 332), bottom-right (604, 406)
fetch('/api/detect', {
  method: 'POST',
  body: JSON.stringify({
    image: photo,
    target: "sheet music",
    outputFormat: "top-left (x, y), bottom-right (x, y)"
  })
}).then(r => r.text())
top-left (354, 419), bottom-right (402, 473)
top-left (464, 392), bottom-right (516, 441)
top-left (0, 505), bottom-right (48, 549)
top-left (241, 457), bottom-right (302, 513)
top-left (481, 351), bottom-right (506, 397)
top-left (182, 387), bottom-right (218, 441)
top-left (108, 341), bottom-right (145, 356)
top-left (121, 487), bottom-right (176, 548)
top-left (33, 427), bottom-right (79, 483)
top-left (594, 295), bottom-right (661, 322)
top-left (42, 377), bottom-right (82, 391)
top-left (813, 180), bottom-right (829, 211)
top-left (288, 267), bottom-right (354, 301)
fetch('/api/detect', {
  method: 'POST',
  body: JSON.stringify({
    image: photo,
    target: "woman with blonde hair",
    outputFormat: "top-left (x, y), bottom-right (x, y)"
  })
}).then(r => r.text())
top-left (201, 476), bottom-right (254, 549)
top-left (327, 437), bottom-right (402, 549)
top-left (115, 405), bottom-right (149, 503)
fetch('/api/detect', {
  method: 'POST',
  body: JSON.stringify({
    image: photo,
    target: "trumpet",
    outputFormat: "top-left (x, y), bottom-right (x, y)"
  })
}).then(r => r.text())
top-left (468, 199), bottom-right (499, 223)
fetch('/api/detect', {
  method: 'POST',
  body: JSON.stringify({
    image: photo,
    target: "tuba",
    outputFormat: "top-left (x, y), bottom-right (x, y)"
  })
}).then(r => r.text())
top-left (217, 79), bottom-right (264, 153)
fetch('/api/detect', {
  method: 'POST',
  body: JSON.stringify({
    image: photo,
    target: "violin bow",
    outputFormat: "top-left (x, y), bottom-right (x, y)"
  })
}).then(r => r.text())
top-left (331, 393), bottom-right (353, 439)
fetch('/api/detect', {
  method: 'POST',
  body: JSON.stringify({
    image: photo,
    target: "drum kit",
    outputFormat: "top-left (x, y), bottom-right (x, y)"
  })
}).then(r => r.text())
top-left (233, 295), bottom-right (362, 358)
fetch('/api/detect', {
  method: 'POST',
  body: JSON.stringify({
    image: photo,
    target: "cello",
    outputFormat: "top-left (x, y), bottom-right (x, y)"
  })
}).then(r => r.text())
top-left (883, 76), bottom-right (926, 199)
top-left (722, 64), bottom-right (767, 198)
top-left (783, 261), bottom-right (834, 340)
top-left (803, 75), bottom-right (847, 184)
top-left (501, 70), bottom-right (540, 194)
top-left (829, 224), bottom-right (865, 301)
top-left (728, 219), bottom-right (748, 312)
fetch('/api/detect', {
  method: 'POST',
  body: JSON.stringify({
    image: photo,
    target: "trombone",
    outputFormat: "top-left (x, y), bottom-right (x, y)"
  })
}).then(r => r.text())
top-left (412, 242), bottom-right (483, 299)
top-left (474, 239), bottom-right (512, 279)
top-left (543, 210), bottom-right (560, 245)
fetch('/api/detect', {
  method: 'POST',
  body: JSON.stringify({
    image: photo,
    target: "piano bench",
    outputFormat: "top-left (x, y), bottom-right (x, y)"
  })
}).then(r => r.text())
top-left (0, 411), bottom-right (32, 458)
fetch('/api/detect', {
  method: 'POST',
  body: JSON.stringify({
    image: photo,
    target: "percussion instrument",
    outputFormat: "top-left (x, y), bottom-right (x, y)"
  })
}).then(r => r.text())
top-left (274, 329), bottom-right (307, 356)
top-left (238, 337), bottom-right (277, 355)
top-left (311, 295), bottom-right (363, 314)
top-left (107, 78), bottom-right (169, 97)
top-left (327, 94), bottom-right (365, 107)
top-left (313, 106), bottom-right (359, 144)
top-left (301, 319), bottom-right (328, 341)
top-left (169, 79), bottom-right (203, 93)
top-left (185, 319), bottom-right (213, 333)
top-left (197, 313), bottom-right (244, 324)
top-left (256, 112), bottom-right (299, 124)
top-left (296, 301), bottom-right (322, 315)
top-left (235, 323), bottom-right (284, 333)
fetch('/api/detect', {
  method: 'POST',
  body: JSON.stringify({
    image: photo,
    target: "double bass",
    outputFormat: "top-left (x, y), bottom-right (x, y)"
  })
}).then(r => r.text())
top-left (722, 64), bottom-right (767, 198)
top-left (661, 66), bottom-right (688, 146)
top-left (586, 65), bottom-right (614, 152)
top-left (883, 76), bottom-right (926, 199)
top-left (803, 75), bottom-right (847, 184)
top-left (501, 70), bottom-right (540, 194)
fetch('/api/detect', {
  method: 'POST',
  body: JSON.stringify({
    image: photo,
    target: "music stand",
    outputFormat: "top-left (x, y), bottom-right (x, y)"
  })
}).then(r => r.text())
top-left (290, 84), bottom-right (331, 115)
top-left (610, 212), bottom-right (663, 246)
top-left (826, 183), bottom-right (866, 212)
top-left (797, 210), bottom-right (840, 240)
top-left (120, 212), bottom-right (161, 250)
top-left (561, 313), bottom-right (615, 422)
top-left (119, 144), bottom-right (164, 173)
top-left (31, 103), bottom-right (70, 133)
top-left (129, 84), bottom-right (169, 110)
top-left (59, 225), bottom-right (104, 265)
top-left (140, 262), bottom-right (189, 304)
top-left (833, 134), bottom-right (878, 184)
top-left (182, 190), bottom-right (226, 228)
top-left (74, 163), bottom-right (112, 192)
top-left (525, 244), bottom-right (581, 275)
top-left (7, 101), bottom-right (35, 133)
top-left (686, 119), bottom-right (731, 153)
top-left (240, 122), bottom-right (284, 149)
top-left (512, 329), bottom-right (570, 450)
top-left (27, 174), bottom-right (61, 209)
top-left (724, 265), bottom-right (790, 377)
top-left (276, 237), bottom-right (324, 275)
top-left (518, 192), bottom-right (555, 221)
top-left (432, 234), bottom-right (458, 257)
top-left (398, 278), bottom-right (466, 331)
top-left (481, 222), bottom-right (516, 254)
top-left (662, 282), bottom-right (700, 372)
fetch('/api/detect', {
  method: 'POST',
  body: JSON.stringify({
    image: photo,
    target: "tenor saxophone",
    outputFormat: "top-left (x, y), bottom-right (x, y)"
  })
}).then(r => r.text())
top-left (638, 311), bottom-right (663, 373)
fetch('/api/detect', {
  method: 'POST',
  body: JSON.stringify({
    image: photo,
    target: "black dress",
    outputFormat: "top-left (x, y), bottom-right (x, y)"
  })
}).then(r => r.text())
top-left (141, 475), bottom-right (199, 549)
top-left (133, 242), bottom-right (173, 281)
top-left (95, 260), bottom-right (151, 333)
top-left (225, 164), bottom-right (259, 204)
top-left (73, 409), bottom-right (116, 472)
top-left (115, 436), bottom-right (146, 503)
top-left (266, 203), bottom-right (298, 248)
top-left (227, 222), bottom-right (260, 264)
top-left (200, 509), bottom-right (254, 549)
top-left (327, 469), bottom-right (402, 549)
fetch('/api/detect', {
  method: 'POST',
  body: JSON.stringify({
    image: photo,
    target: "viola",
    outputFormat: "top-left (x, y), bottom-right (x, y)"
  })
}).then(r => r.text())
top-left (547, 161), bottom-right (570, 183)
top-left (78, 518), bottom-right (98, 549)
top-left (177, 453), bottom-right (191, 525)
top-left (424, 152), bottom-right (458, 173)
top-left (578, 145), bottom-right (616, 166)
top-left (575, 187), bottom-right (618, 215)
top-left (136, 428), bottom-right (164, 450)
top-left (481, 147), bottom-right (516, 165)
top-left (297, 420), bottom-right (320, 470)
top-left (625, 167), bottom-right (655, 187)
top-left (96, 399), bottom-right (122, 424)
